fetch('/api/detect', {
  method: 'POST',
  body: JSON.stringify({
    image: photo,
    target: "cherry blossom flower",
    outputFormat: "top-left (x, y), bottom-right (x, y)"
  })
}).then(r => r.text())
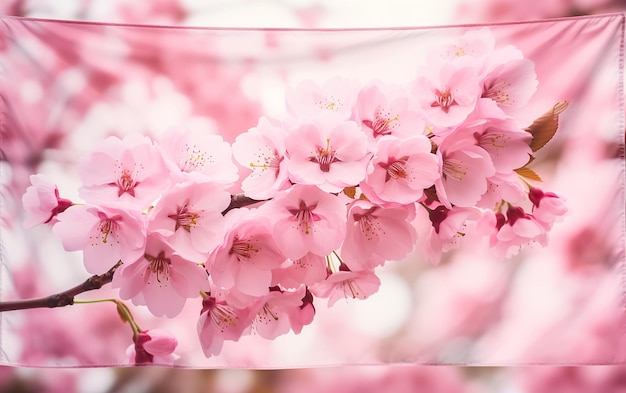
top-left (148, 181), bottom-right (230, 262)
top-left (423, 205), bottom-right (481, 264)
top-left (197, 293), bottom-right (254, 357)
top-left (53, 205), bottom-right (147, 275)
top-left (480, 206), bottom-right (548, 258)
top-left (158, 126), bottom-right (238, 185)
top-left (355, 82), bottom-right (427, 145)
top-left (477, 171), bottom-right (527, 210)
top-left (112, 233), bottom-right (207, 317)
top-left (250, 286), bottom-right (312, 340)
top-left (296, 288), bottom-right (316, 333)
top-left (127, 329), bottom-right (179, 366)
top-left (435, 135), bottom-right (496, 207)
top-left (272, 253), bottom-right (327, 289)
top-left (438, 27), bottom-right (496, 63)
top-left (285, 77), bottom-right (358, 120)
top-left (529, 187), bottom-right (568, 229)
top-left (461, 118), bottom-right (532, 173)
top-left (263, 185), bottom-right (347, 260)
top-left (360, 136), bottom-right (440, 205)
top-left (285, 115), bottom-right (369, 193)
top-left (412, 62), bottom-right (481, 128)
top-left (342, 200), bottom-right (417, 270)
top-left (232, 116), bottom-right (291, 199)
top-left (481, 57), bottom-right (538, 114)
top-left (208, 208), bottom-right (286, 297)
top-left (78, 134), bottom-right (170, 210)
top-left (21, 174), bottom-right (73, 228)
top-left (310, 263), bottom-right (381, 307)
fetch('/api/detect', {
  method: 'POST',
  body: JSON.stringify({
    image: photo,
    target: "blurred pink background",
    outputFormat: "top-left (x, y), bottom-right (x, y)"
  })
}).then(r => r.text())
top-left (1, 0), bottom-right (625, 392)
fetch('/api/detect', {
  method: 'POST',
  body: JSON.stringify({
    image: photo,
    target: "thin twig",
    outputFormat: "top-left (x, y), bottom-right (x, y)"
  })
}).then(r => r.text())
top-left (0, 261), bottom-right (122, 312)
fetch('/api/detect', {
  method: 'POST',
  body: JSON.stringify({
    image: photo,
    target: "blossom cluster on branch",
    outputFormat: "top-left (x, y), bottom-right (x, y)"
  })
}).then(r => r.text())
top-left (20, 27), bottom-right (567, 363)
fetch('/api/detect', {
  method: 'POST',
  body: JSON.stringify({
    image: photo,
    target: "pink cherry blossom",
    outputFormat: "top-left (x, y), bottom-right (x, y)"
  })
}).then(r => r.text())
top-left (461, 118), bottom-right (532, 173)
top-left (435, 135), bottom-right (496, 207)
top-left (481, 206), bottom-right (548, 258)
top-left (310, 263), bottom-right (381, 307)
top-left (355, 82), bottom-right (428, 144)
top-left (342, 200), bottom-right (417, 270)
top-left (263, 185), bottom-right (347, 260)
top-left (232, 116), bottom-right (291, 199)
top-left (412, 62), bottom-right (481, 128)
top-left (158, 126), bottom-right (238, 185)
top-left (197, 293), bottom-right (254, 357)
top-left (295, 288), bottom-right (316, 333)
top-left (78, 134), bottom-right (170, 210)
top-left (127, 329), bottom-right (179, 366)
top-left (477, 171), bottom-right (527, 210)
top-left (208, 208), bottom-right (286, 297)
top-left (272, 253), bottom-right (327, 289)
top-left (481, 58), bottom-right (538, 114)
top-left (529, 187), bottom-right (568, 229)
top-left (21, 174), bottom-right (73, 228)
top-left (439, 27), bottom-right (496, 63)
top-left (53, 205), bottom-right (147, 275)
top-left (148, 181), bottom-right (230, 262)
top-left (250, 286), bottom-right (312, 339)
top-left (360, 136), bottom-right (440, 205)
top-left (285, 77), bottom-right (358, 120)
top-left (112, 233), bottom-right (207, 317)
top-left (423, 205), bottom-right (481, 264)
top-left (285, 115), bottom-right (369, 193)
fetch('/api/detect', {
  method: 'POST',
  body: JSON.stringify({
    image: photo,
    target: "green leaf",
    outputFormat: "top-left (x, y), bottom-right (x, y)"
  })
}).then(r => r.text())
top-left (515, 167), bottom-right (543, 182)
top-left (526, 101), bottom-right (568, 152)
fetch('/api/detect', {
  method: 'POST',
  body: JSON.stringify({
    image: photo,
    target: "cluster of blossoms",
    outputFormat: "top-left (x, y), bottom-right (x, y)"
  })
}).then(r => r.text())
top-left (20, 28), bottom-right (567, 362)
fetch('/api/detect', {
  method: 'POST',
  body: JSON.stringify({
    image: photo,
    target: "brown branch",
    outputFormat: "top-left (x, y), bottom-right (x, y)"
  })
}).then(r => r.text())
top-left (0, 261), bottom-right (122, 313)
top-left (222, 193), bottom-right (265, 215)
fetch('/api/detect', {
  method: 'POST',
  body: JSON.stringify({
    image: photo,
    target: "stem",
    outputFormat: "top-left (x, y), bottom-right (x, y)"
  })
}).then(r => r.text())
top-left (0, 261), bottom-right (122, 313)
top-left (74, 298), bottom-right (142, 338)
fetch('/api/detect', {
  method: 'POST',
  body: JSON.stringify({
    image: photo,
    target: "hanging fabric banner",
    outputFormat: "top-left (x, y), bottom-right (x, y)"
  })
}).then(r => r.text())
top-left (0, 13), bottom-right (624, 367)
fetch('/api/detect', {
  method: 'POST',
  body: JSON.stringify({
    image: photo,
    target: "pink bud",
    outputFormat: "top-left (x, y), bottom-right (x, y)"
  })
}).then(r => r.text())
top-left (22, 174), bottom-right (73, 228)
top-left (129, 329), bottom-right (179, 366)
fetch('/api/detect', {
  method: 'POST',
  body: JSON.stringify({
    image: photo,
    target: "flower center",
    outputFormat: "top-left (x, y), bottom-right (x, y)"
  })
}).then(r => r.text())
top-left (309, 138), bottom-right (338, 173)
top-left (145, 251), bottom-right (171, 283)
top-left (92, 212), bottom-right (122, 245)
top-left (362, 111), bottom-right (399, 138)
top-left (249, 150), bottom-right (284, 176)
top-left (475, 131), bottom-right (508, 150)
top-left (353, 207), bottom-right (381, 241)
top-left (431, 88), bottom-right (458, 113)
top-left (287, 200), bottom-right (321, 235)
top-left (442, 159), bottom-right (467, 181)
top-left (342, 279), bottom-right (362, 299)
top-left (111, 169), bottom-right (140, 197)
top-left (180, 144), bottom-right (210, 172)
top-left (168, 202), bottom-right (200, 233)
top-left (202, 298), bottom-right (237, 333)
top-left (482, 79), bottom-right (511, 104)
top-left (257, 303), bottom-right (280, 325)
top-left (316, 96), bottom-right (342, 112)
top-left (230, 238), bottom-right (260, 262)
top-left (379, 157), bottom-right (409, 181)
